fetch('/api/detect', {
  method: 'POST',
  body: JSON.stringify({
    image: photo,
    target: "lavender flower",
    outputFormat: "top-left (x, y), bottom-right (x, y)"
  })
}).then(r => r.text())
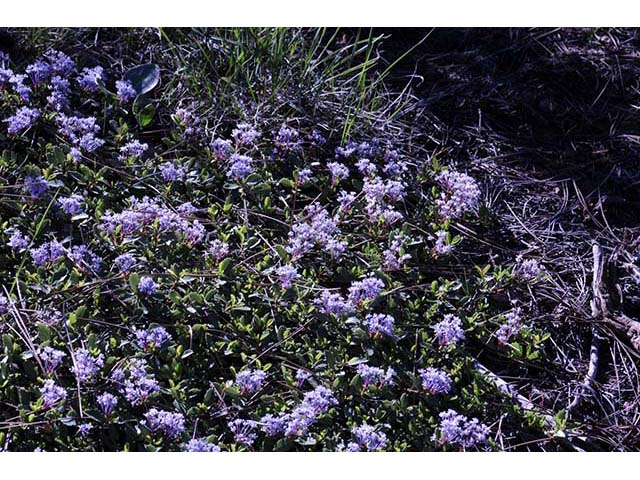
top-left (30, 240), bottom-right (64, 266)
top-left (315, 290), bottom-right (354, 317)
top-left (159, 162), bottom-right (186, 182)
top-left (436, 170), bottom-right (481, 220)
top-left (363, 313), bottom-right (396, 339)
top-left (184, 438), bottom-right (221, 452)
top-left (295, 369), bottom-right (311, 388)
top-left (350, 424), bottom-right (388, 452)
top-left (47, 75), bottom-right (71, 111)
top-left (495, 309), bottom-right (522, 345)
top-left (301, 385), bottom-right (338, 414)
top-left (419, 367), bottom-right (452, 394)
top-left (116, 79), bottom-right (136, 102)
top-left (434, 230), bottom-right (453, 256)
top-left (227, 154), bottom-right (254, 180)
top-left (174, 107), bottom-right (201, 137)
top-left (58, 194), bottom-right (84, 215)
top-left (69, 245), bottom-right (103, 273)
top-left (284, 406), bottom-right (316, 437)
top-left (0, 294), bottom-right (11, 315)
top-left (9, 74), bottom-right (31, 102)
top-left (135, 326), bottom-right (171, 350)
top-left (7, 229), bottom-right (29, 251)
top-left (114, 253), bottom-right (137, 273)
top-left (44, 50), bottom-right (75, 77)
top-left (137, 276), bottom-right (157, 296)
top-left (207, 240), bottom-right (230, 262)
top-left (382, 235), bottom-right (411, 271)
top-left (40, 379), bottom-right (67, 408)
top-left (310, 129), bottom-right (326, 145)
top-left (276, 264), bottom-right (298, 289)
top-left (78, 423), bottom-right (93, 437)
top-left (357, 364), bottom-right (396, 389)
top-left (119, 140), bottom-right (148, 160)
top-left (274, 124), bottom-right (300, 152)
top-left (236, 369), bottom-right (267, 394)
top-left (4, 107), bottom-right (40, 135)
top-left (436, 409), bottom-right (490, 449)
top-left (96, 392), bottom-right (118, 416)
top-left (337, 191), bottom-right (357, 214)
top-left (114, 358), bottom-right (160, 405)
top-left (228, 419), bottom-right (258, 446)
top-left (433, 314), bottom-right (465, 346)
top-left (71, 348), bottom-right (104, 383)
top-left (348, 276), bottom-right (384, 307)
top-left (327, 161), bottom-right (349, 185)
top-left (23, 175), bottom-right (49, 199)
top-left (56, 114), bottom-right (104, 160)
top-left (26, 60), bottom-right (51, 84)
top-left (297, 168), bottom-right (313, 185)
top-left (39, 347), bottom-right (66, 374)
top-left (514, 256), bottom-right (544, 282)
top-left (355, 158), bottom-right (378, 177)
top-left (260, 413), bottom-right (289, 437)
top-left (144, 408), bottom-right (185, 438)
top-left (77, 66), bottom-right (104, 92)
top-left (210, 138), bottom-right (232, 161)
top-left (231, 123), bottom-right (261, 145)
top-left (286, 203), bottom-right (343, 260)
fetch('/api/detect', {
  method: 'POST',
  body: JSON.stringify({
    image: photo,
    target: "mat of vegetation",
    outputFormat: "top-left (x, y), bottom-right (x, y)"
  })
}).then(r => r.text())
top-left (0, 28), bottom-right (637, 452)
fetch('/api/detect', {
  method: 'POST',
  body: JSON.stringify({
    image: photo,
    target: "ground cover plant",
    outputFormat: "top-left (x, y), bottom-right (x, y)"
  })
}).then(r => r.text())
top-left (0, 28), bottom-right (638, 452)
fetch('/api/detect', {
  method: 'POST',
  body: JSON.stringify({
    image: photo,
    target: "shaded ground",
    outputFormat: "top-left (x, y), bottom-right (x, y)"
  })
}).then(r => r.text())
top-left (381, 27), bottom-right (640, 450)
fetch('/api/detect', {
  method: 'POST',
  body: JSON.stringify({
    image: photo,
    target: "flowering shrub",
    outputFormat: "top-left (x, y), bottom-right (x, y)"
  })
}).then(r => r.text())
top-left (0, 31), bottom-right (550, 452)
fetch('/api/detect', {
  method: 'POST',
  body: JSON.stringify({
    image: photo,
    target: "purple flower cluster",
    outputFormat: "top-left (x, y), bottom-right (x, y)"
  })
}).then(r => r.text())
top-left (231, 122), bottom-right (261, 145)
top-left (184, 438), bottom-right (221, 452)
top-left (347, 424), bottom-right (388, 452)
top-left (227, 154), bottom-right (254, 180)
top-left (47, 75), bottom-right (71, 111)
top-left (235, 369), bottom-right (267, 394)
top-left (30, 240), bottom-right (65, 266)
top-left (363, 313), bottom-right (396, 339)
top-left (144, 408), bottom-right (185, 438)
top-left (77, 66), bottom-right (104, 92)
top-left (314, 290), bottom-right (354, 317)
top-left (97, 392), bottom-right (118, 416)
top-left (436, 170), bottom-right (481, 220)
top-left (355, 158), bottom-right (378, 177)
top-left (138, 276), bottom-right (158, 296)
top-left (434, 230), bottom-right (453, 256)
top-left (286, 203), bottom-right (346, 260)
top-left (58, 194), bottom-right (84, 215)
top-left (111, 358), bottom-right (160, 406)
top-left (348, 276), bottom-right (384, 307)
top-left (206, 239), bottom-right (230, 262)
top-left (56, 114), bottom-right (105, 160)
top-left (297, 168), bottom-right (313, 185)
top-left (159, 162), bottom-right (186, 182)
top-left (327, 161), bottom-right (349, 186)
top-left (119, 140), bottom-right (148, 160)
top-left (4, 106), bottom-right (40, 134)
top-left (419, 367), bottom-right (452, 394)
top-left (382, 235), bottom-right (411, 271)
top-left (71, 348), bottom-right (104, 383)
top-left (40, 379), bottom-right (67, 408)
top-left (436, 409), bottom-right (490, 449)
top-left (210, 138), bottom-right (233, 160)
top-left (433, 314), bottom-right (465, 346)
top-left (228, 419), bottom-right (258, 445)
top-left (39, 347), bottom-right (66, 374)
top-left (274, 124), bottom-right (300, 152)
top-left (495, 309), bottom-right (522, 345)
top-left (276, 264), bottom-right (298, 289)
top-left (260, 386), bottom-right (338, 438)
top-left (69, 245), bottom-right (103, 272)
top-left (114, 253), bottom-right (137, 273)
top-left (174, 107), bottom-right (201, 137)
top-left (135, 326), bottom-right (171, 350)
top-left (362, 176), bottom-right (406, 225)
top-left (23, 175), bottom-right (49, 199)
top-left (100, 196), bottom-right (205, 245)
top-left (295, 369), bottom-right (311, 388)
top-left (514, 255), bottom-right (544, 282)
top-left (7, 228), bottom-right (29, 251)
top-left (9, 74), bottom-right (32, 102)
top-left (357, 364), bottom-right (396, 388)
top-left (116, 79), bottom-right (137, 102)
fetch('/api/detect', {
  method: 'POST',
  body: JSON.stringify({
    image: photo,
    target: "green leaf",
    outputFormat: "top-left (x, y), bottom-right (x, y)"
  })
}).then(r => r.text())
top-left (124, 64), bottom-right (161, 96)
top-left (135, 101), bottom-right (157, 128)
top-left (37, 324), bottom-right (51, 343)
top-left (129, 272), bottom-right (140, 291)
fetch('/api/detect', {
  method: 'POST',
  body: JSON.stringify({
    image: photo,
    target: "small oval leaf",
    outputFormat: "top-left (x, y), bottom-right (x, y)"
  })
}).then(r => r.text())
top-left (124, 64), bottom-right (161, 97)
